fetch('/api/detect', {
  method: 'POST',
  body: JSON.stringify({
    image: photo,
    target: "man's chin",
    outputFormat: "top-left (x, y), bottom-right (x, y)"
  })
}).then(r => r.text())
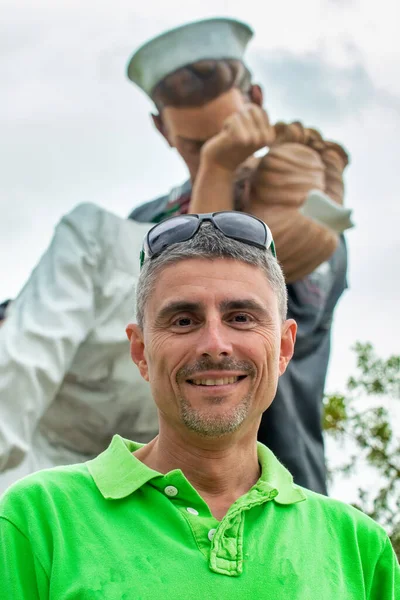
top-left (184, 420), bottom-right (242, 438)
top-left (180, 404), bottom-right (249, 438)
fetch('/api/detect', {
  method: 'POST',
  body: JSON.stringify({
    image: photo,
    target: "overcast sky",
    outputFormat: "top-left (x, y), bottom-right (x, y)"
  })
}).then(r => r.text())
top-left (1, 0), bottom-right (399, 499)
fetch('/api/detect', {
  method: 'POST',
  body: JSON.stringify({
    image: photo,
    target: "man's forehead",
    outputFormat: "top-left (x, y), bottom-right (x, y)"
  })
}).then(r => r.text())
top-left (156, 296), bottom-right (270, 315)
top-left (162, 88), bottom-right (246, 140)
top-left (153, 256), bottom-right (262, 284)
top-left (148, 258), bottom-right (275, 313)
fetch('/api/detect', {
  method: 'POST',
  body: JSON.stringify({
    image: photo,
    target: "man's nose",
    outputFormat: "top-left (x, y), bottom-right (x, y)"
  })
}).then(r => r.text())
top-left (197, 321), bottom-right (233, 360)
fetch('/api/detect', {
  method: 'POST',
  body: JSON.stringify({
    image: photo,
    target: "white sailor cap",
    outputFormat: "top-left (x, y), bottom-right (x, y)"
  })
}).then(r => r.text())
top-left (127, 17), bottom-right (254, 98)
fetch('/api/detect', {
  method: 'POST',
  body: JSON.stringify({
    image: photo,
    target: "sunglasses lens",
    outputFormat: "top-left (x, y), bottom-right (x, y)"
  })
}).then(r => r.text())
top-left (214, 212), bottom-right (267, 247)
top-left (148, 215), bottom-right (199, 257)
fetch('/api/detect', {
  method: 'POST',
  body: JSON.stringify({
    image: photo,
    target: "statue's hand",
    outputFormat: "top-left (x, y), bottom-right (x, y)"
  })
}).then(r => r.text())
top-left (200, 106), bottom-right (275, 174)
top-left (271, 121), bottom-right (350, 205)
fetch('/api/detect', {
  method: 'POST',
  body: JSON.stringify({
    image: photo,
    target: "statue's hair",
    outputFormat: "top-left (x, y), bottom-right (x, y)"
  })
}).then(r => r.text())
top-left (151, 59), bottom-right (252, 110)
top-left (136, 223), bottom-right (287, 329)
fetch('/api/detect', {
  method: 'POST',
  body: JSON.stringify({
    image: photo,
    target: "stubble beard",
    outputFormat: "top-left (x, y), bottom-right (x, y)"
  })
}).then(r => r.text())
top-left (178, 391), bottom-right (253, 438)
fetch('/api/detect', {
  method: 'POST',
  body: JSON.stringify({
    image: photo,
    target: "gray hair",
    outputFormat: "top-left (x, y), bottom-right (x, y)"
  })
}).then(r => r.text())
top-left (136, 223), bottom-right (287, 328)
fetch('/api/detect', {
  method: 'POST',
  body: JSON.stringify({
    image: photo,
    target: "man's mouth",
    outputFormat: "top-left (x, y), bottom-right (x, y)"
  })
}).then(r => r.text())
top-left (187, 375), bottom-right (247, 387)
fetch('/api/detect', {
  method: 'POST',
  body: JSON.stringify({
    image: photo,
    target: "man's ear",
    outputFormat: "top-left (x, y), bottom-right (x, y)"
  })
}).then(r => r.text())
top-left (279, 318), bottom-right (297, 376)
top-left (249, 84), bottom-right (263, 107)
top-left (126, 323), bottom-right (149, 382)
top-left (151, 113), bottom-right (173, 147)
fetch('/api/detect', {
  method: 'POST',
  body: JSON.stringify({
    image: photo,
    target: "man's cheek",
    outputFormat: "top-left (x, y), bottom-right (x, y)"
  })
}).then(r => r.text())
top-left (179, 151), bottom-right (200, 174)
top-left (149, 356), bottom-right (172, 386)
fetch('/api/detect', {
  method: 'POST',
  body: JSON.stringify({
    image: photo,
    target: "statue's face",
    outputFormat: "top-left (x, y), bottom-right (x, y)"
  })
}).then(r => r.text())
top-left (160, 88), bottom-right (248, 180)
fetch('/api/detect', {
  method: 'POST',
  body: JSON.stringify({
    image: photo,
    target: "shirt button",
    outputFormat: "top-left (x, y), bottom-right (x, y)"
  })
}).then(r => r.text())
top-left (164, 485), bottom-right (178, 497)
top-left (208, 528), bottom-right (217, 541)
top-left (186, 507), bottom-right (199, 515)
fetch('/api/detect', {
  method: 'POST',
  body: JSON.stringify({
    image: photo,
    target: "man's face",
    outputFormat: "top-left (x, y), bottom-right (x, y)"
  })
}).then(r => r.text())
top-left (128, 258), bottom-right (296, 441)
top-left (160, 88), bottom-right (249, 180)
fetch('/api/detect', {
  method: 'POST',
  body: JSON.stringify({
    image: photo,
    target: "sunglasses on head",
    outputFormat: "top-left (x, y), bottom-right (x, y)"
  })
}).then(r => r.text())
top-left (140, 211), bottom-right (276, 268)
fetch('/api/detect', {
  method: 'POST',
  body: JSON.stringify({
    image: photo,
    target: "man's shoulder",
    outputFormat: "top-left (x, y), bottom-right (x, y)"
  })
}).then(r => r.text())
top-left (51, 202), bottom-right (116, 249)
top-left (0, 463), bottom-right (95, 526)
top-left (128, 180), bottom-right (192, 223)
top-left (61, 202), bottom-right (126, 235)
top-left (300, 487), bottom-right (389, 546)
top-left (128, 195), bottom-right (169, 222)
top-left (56, 202), bottom-right (152, 261)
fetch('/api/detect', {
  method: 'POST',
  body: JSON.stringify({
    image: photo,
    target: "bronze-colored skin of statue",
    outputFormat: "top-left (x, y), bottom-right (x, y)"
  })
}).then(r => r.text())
top-left (152, 62), bottom-right (349, 283)
top-left (241, 122), bottom-right (349, 281)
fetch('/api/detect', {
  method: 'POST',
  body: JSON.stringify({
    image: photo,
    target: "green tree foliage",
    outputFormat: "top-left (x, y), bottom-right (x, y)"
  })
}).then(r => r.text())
top-left (323, 342), bottom-right (400, 558)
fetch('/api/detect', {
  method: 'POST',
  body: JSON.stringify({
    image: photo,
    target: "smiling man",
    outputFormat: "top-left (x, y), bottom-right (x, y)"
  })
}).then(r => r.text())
top-left (1, 212), bottom-right (397, 598)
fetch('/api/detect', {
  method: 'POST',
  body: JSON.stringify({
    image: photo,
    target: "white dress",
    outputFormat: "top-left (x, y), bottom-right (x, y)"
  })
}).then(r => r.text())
top-left (0, 203), bottom-right (158, 492)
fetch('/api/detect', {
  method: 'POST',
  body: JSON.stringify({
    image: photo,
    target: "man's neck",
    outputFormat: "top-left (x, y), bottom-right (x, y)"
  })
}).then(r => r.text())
top-left (133, 426), bottom-right (261, 519)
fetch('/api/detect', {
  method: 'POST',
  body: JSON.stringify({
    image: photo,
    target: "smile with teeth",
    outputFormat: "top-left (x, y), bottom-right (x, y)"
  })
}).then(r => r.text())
top-left (188, 376), bottom-right (246, 386)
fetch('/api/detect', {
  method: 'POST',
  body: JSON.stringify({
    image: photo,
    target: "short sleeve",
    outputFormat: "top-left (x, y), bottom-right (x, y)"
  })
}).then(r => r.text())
top-left (369, 536), bottom-right (400, 599)
top-left (0, 517), bottom-right (49, 599)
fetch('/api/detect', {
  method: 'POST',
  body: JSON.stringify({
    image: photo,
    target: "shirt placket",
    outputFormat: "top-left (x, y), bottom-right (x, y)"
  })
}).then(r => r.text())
top-left (209, 486), bottom-right (279, 577)
top-left (152, 474), bottom-right (279, 577)
top-left (151, 472), bottom-right (220, 559)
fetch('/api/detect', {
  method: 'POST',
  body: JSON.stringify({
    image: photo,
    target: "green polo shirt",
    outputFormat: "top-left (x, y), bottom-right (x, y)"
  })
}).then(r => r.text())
top-left (0, 435), bottom-right (398, 599)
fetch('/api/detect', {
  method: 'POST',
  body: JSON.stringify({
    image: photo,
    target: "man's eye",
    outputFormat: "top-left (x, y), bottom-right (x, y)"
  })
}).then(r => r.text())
top-left (183, 141), bottom-right (205, 153)
top-left (173, 317), bottom-right (193, 327)
top-left (230, 313), bottom-right (253, 324)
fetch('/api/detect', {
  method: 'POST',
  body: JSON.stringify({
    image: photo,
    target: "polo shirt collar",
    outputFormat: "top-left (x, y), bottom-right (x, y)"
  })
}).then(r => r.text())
top-left (87, 435), bottom-right (155, 500)
top-left (87, 435), bottom-right (306, 505)
top-left (256, 442), bottom-right (306, 504)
